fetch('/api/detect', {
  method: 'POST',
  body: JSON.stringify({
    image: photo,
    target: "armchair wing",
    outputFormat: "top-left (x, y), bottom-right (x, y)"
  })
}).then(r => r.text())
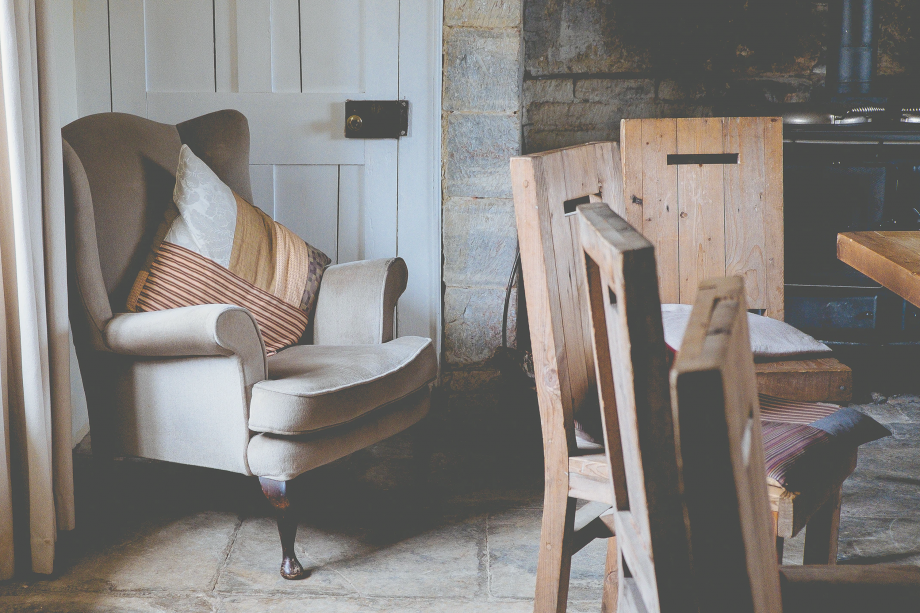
top-left (313, 257), bottom-right (408, 345)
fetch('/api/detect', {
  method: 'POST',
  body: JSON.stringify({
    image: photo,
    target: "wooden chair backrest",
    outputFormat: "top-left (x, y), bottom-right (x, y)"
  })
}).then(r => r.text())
top-left (510, 143), bottom-right (623, 457)
top-left (579, 202), bottom-right (782, 612)
top-left (577, 202), bottom-right (694, 612)
top-left (672, 276), bottom-right (782, 612)
top-left (620, 117), bottom-right (784, 319)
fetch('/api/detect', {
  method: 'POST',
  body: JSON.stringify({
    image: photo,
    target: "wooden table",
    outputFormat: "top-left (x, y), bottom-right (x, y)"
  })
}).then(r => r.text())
top-left (837, 232), bottom-right (920, 308)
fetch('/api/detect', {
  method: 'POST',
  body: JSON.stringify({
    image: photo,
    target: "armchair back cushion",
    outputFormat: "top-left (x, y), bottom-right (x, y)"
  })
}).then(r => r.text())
top-left (62, 111), bottom-right (253, 319)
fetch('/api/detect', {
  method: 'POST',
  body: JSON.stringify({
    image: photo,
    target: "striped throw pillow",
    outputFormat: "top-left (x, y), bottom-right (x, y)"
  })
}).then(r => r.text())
top-left (134, 242), bottom-right (308, 355)
top-left (127, 145), bottom-right (330, 354)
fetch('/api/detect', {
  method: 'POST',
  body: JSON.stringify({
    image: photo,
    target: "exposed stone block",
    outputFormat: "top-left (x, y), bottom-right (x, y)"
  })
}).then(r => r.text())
top-left (443, 197), bottom-right (518, 288)
top-left (523, 79), bottom-right (574, 103)
top-left (444, 286), bottom-right (517, 365)
top-left (445, 0), bottom-right (523, 28)
top-left (573, 79), bottom-right (655, 103)
top-left (444, 28), bottom-right (522, 113)
top-left (443, 112), bottom-right (521, 199)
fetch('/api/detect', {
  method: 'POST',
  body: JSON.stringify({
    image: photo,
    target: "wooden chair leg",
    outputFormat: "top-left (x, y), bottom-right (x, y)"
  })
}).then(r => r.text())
top-left (259, 477), bottom-right (307, 580)
top-left (772, 509), bottom-right (784, 564)
top-left (601, 536), bottom-right (618, 613)
top-left (534, 485), bottom-right (577, 613)
top-left (803, 486), bottom-right (842, 565)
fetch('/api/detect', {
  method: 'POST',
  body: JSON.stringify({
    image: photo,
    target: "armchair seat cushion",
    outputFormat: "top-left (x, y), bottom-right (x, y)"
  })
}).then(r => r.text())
top-left (248, 336), bottom-right (437, 435)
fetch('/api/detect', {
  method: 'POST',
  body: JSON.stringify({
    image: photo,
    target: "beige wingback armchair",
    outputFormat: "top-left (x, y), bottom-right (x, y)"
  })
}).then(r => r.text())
top-left (62, 110), bottom-right (437, 579)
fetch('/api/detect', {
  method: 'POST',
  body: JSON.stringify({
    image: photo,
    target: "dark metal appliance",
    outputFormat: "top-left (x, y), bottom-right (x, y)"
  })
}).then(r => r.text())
top-left (782, 0), bottom-right (920, 347)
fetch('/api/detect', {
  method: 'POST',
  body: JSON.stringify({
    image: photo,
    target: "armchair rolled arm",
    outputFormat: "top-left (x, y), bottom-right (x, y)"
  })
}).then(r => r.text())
top-left (313, 257), bottom-right (408, 345)
top-left (104, 304), bottom-right (266, 374)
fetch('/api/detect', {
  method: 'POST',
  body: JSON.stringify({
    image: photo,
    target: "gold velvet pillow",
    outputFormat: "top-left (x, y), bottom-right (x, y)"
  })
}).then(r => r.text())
top-left (127, 145), bottom-right (331, 354)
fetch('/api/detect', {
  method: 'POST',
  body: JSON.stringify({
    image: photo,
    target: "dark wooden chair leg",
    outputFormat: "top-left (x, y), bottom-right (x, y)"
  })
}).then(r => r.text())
top-left (534, 484), bottom-right (576, 613)
top-left (259, 477), bottom-right (307, 580)
top-left (803, 485), bottom-right (842, 565)
top-left (601, 536), bottom-right (619, 613)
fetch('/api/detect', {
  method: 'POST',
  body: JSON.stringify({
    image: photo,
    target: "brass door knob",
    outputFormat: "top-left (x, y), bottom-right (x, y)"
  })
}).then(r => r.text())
top-left (346, 114), bottom-right (363, 131)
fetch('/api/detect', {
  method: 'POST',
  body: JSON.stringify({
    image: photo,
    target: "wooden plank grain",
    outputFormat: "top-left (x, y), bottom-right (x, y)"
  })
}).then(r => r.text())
top-left (838, 231), bottom-right (920, 308)
top-left (510, 154), bottom-right (578, 613)
top-left (619, 120), bottom-right (645, 227)
top-left (642, 118), bottom-right (679, 303)
top-left (724, 117), bottom-right (768, 310)
top-left (677, 117), bottom-right (726, 304)
top-left (755, 358), bottom-right (853, 403)
top-left (763, 117), bottom-right (785, 320)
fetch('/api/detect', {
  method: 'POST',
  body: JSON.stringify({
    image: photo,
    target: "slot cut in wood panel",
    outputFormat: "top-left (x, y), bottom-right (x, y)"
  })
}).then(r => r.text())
top-left (667, 153), bottom-right (739, 165)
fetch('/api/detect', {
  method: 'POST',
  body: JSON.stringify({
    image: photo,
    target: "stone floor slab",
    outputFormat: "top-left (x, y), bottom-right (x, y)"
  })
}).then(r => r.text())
top-left (220, 595), bottom-right (533, 612)
top-left (330, 515), bottom-right (488, 598)
top-left (487, 507), bottom-right (607, 602)
top-left (216, 517), bottom-right (363, 595)
top-left (45, 512), bottom-right (239, 594)
top-left (0, 593), bottom-right (215, 613)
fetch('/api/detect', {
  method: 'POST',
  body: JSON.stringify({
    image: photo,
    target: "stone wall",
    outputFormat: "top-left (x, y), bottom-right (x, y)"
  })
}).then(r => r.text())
top-left (523, 0), bottom-right (920, 152)
top-left (442, 1), bottom-right (524, 376)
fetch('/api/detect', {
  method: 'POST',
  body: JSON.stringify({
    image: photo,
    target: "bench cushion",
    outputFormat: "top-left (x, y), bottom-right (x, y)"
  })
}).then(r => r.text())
top-left (248, 336), bottom-right (437, 435)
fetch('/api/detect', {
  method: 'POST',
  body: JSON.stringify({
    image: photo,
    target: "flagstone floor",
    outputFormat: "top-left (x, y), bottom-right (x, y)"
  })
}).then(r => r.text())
top-left (1, 390), bottom-right (919, 612)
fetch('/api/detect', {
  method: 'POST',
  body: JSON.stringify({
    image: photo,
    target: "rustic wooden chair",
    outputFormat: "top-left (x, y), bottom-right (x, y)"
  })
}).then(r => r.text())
top-left (510, 143), bottom-right (621, 613)
top-left (620, 117), bottom-right (852, 404)
top-left (578, 202), bottom-right (920, 612)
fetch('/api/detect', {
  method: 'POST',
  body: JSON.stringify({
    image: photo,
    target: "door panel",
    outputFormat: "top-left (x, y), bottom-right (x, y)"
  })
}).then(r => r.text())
top-left (274, 165), bottom-right (339, 262)
top-left (144, 0), bottom-right (215, 92)
top-left (72, 0), bottom-right (111, 116)
top-left (300, 0), bottom-right (365, 93)
top-left (249, 165), bottom-right (275, 216)
top-left (271, 0), bottom-right (303, 92)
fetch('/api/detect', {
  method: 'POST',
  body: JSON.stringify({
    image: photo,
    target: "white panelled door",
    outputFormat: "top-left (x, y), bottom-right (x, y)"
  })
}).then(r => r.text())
top-left (71, 0), bottom-right (440, 346)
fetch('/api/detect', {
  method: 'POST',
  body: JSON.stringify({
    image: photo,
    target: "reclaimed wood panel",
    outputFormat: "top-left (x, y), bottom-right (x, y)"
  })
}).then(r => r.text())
top-left (763, 117), bottom-right (785, 320)
top-left (724, 116), bottom-right (768, 310)
top-left (677, 117), bottom-right (726, 304)
top-left (644, 119), bottom-right (679, 303)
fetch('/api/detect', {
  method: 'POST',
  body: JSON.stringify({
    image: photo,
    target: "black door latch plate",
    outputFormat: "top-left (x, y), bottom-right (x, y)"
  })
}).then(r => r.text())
top-left (345, 100), bottom-right (409, 139)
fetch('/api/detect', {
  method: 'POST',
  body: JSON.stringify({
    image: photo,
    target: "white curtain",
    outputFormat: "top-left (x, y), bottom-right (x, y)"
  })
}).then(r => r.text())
top-left (0, 0), bottom-right (74, 577)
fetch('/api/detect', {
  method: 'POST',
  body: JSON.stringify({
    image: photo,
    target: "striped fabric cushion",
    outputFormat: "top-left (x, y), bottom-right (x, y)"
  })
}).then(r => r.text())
top-left (134, 241), bottom-right (308, 355)
top-left (758, 394), bottom-right (889, 488)
top-left (761, 421), bottom-right (832, 487)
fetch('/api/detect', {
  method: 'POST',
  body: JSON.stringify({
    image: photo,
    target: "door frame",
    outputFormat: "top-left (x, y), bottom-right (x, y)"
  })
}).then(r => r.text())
top-left (397, 0), bottom-right (443, 366)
